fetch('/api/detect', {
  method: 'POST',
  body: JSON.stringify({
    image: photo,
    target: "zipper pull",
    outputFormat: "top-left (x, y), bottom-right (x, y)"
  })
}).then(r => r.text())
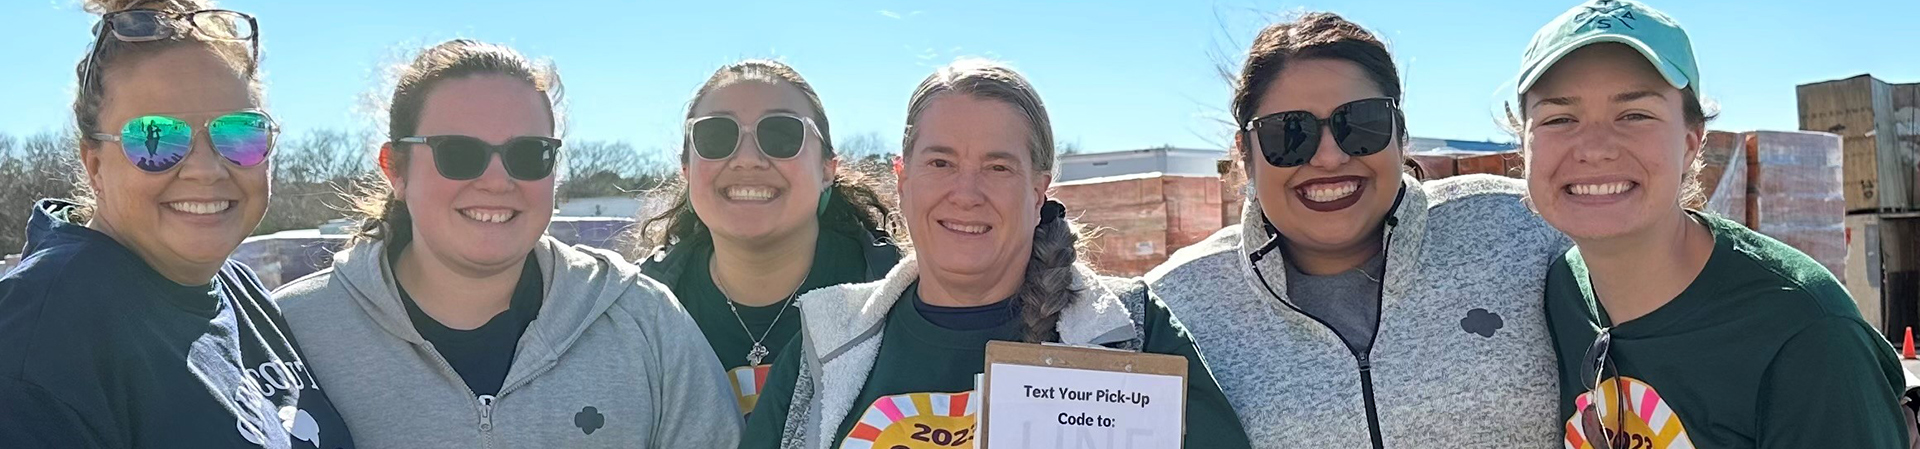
top-left (1357, 353), bottom-right (1372, 371)
top-left (478, 394), bottom-right (496, 431)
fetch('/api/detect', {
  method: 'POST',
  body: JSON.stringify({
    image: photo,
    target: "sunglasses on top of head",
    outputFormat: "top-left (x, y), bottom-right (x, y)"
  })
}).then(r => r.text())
top-left (392, 135), bottom-right (562, 181)
top-left (685, 113), bottom-right (821, 161)
top-left (81, 9), bottom-right (260, 91)
top-left (89, 110), bottom-right (278, 173)
top-left (1243, 97), bottom-right (1401, 168)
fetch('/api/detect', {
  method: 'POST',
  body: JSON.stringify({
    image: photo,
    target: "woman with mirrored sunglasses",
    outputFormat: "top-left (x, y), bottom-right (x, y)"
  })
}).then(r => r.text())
top-left (633, 60), bottom-right (901, 417)
top-left (0, 1), bottom-right (353, 448)
top-left (272, 39), bottom-right (739, 448)
top-left (1513, 1), bottom-right (1909, 448)
top-left (1144, 12), bottom-right (1571, 447)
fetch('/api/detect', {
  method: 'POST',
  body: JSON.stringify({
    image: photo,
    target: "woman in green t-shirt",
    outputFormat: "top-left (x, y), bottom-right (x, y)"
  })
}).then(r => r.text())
top-left (739, 59), bottom-right (1251, 449)
top-left (635, 60), bottom-right (902, 417)
top-left (1515, 1), bottom-right (1911, 447)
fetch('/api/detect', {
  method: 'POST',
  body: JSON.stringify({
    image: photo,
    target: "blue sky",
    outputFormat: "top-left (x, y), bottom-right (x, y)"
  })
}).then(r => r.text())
top-left (3, 0), bottom-right (1915, 162)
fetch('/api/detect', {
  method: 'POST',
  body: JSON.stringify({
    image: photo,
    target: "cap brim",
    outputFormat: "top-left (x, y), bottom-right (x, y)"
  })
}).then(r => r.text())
top-left (1517, 33), bottom-right (1690, 95)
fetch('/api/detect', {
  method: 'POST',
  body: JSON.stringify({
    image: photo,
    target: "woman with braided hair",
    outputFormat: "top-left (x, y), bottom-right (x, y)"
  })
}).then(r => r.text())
top-left (739, 58), bottom-right (1249, 449)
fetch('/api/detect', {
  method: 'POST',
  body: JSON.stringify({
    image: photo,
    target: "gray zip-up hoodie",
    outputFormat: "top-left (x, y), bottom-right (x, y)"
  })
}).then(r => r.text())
top-left (1145, 174), bottom-right (1570, 448)
top-left (274, 236), bottom-right (740, 448)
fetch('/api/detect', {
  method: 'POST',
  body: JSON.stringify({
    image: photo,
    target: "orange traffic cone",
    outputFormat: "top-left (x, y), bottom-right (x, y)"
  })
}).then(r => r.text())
top-left (1903, 327), bottom-right (1915, 360)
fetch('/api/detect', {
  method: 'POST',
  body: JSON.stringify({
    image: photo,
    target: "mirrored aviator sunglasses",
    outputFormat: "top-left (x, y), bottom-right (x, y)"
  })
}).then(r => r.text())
top-left (90, 110), bottom-right (277, 173)
top-left (1246, 97), bottom-right (1400, 168)
top-left (686, 114), bottom-right (815, 161)
top-left (394, 135), bottom-right (561, 181)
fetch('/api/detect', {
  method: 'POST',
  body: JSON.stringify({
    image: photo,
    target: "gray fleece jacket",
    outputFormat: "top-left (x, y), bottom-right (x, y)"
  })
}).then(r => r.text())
top-left (274, 236), bottom-right (740, 448)
top-left (1145, 174), bottom-right (1570, 448)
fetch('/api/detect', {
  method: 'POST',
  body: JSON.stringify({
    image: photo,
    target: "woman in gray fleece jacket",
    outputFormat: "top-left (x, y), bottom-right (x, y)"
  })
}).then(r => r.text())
top-left (274, 40), bottom-right (738, 448)
top-left (1144, 13), bottom-right (1570, 448)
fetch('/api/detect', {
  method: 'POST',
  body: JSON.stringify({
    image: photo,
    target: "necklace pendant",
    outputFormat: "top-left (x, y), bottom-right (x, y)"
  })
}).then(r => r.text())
top-left (746, 343), bottom-right (770, 366)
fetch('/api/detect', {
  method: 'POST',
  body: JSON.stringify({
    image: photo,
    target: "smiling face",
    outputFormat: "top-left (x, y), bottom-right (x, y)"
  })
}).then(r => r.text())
top-left (683, 80), bottom-right (836, 246)
top-left (84, 45), bottom-right (267, 284)
top-left (1248, 58), bottom-right (1403, 259)
top-left (388, 75), bottom-right (556, 272)
top-left (1522, 43), bottom-right (1702, 242)
top-left (899, 94), bottom-right (1049, 287)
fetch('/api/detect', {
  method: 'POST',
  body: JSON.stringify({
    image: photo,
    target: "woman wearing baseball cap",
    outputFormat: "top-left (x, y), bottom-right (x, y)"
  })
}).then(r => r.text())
top-left (1515, 1), bottom-right (1911, 447)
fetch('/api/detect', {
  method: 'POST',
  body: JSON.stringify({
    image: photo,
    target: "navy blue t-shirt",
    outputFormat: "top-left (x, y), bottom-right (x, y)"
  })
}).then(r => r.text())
top-left (389, 242), bottom-right (543, 397)
top-left (0, 200), bottom-right (355, 448)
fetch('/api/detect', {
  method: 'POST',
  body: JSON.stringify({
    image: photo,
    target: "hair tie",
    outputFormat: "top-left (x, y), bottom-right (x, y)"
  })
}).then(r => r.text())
top-left (1040, 199), bottom-right (1066, 226)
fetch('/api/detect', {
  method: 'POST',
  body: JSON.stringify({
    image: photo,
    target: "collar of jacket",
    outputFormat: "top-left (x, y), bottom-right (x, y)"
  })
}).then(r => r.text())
top-left (787, 255), bottom-right (1139, 448)
top-left (329, 235), bottom-right (641, 392)
top-left (1236, 172), bottom-right (1430, 311)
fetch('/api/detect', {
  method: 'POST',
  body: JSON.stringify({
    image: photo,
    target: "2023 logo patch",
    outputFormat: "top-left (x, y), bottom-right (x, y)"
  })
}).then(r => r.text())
top-left (1564, 376), bottom-right (1693, 449)
top-left (840, 391), bottom-right (978, 449)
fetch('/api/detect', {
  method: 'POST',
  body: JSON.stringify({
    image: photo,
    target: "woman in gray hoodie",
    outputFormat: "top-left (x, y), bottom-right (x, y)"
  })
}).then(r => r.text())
top-left (273, 39), bottom-right (739, 448)
top-left (1143, 12), bottom-right (1570, 448)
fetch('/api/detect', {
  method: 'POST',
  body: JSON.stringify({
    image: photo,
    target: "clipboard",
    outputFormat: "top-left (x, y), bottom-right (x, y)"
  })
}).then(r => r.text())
top-left (980, 341), bottom-right (1189, 448)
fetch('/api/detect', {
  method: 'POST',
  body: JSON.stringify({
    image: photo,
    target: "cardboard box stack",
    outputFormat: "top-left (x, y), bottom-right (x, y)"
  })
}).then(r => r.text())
top-left (1697, 131), bottom-right (1748, 222)
top-left (1052, 174), bottom-right (1227, 276)
top-left (1747, 131), bottom-right (1848, 278)
top-left (1797, 75), bottom-right (1919, 212)
top-left (1408, 150), bottom-right (1523, 181)
top-left (1797, 75), bottom-right (1920, 331)
top-left (1694, 130), bottom-right (1849, 281)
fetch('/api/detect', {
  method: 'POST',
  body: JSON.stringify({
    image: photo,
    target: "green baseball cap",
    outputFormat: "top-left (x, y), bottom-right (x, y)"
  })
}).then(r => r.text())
top-left (1517, 0), bottom-right (1699, 98)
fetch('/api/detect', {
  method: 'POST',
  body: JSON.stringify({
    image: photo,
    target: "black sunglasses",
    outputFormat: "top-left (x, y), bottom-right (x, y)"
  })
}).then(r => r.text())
top-left (1578, 328), bottom-right (1627, 449)
top-left (1243, 97), bottom-right (1400, 168)
top-left (394, 135), bottom-right (561, 181)
top-left (81, 9), bottom-right (260, 92)
top-left (686, 113), bottom-right (819, 161)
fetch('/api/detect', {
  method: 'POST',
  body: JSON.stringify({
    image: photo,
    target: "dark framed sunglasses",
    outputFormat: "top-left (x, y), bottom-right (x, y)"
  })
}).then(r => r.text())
top-left (1243, 97), bottom-right (1400, 168)
top-left (81, 9), bottom-right (260, 92)
top-left (393, 135), bottom-right (561, 181)
top-left (1577, 328), bottom-right (1627, 449)
top-left (89, 110), bottom-right (277, 173)
top-left (685, 113), bottom-right (820, 161)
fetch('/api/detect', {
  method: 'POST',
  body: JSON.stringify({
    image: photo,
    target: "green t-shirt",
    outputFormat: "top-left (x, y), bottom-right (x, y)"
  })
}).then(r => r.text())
top-left (742, 283), bottom-right (1253, 449)
top-left (1545, 212), bottom-right (1910, 449)
top-left (677, 227), bottom-right (869, 415)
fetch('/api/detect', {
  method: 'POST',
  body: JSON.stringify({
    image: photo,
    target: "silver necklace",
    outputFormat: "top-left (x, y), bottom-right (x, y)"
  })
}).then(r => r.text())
top-left (713, 262), bottom-right (810, 366)
top-left (1354, 265), bottom-right (1382, 284)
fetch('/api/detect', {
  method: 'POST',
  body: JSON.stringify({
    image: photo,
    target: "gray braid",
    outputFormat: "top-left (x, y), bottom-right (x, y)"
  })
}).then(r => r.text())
top-left (1018, 215), bottom-right (1082, 343)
